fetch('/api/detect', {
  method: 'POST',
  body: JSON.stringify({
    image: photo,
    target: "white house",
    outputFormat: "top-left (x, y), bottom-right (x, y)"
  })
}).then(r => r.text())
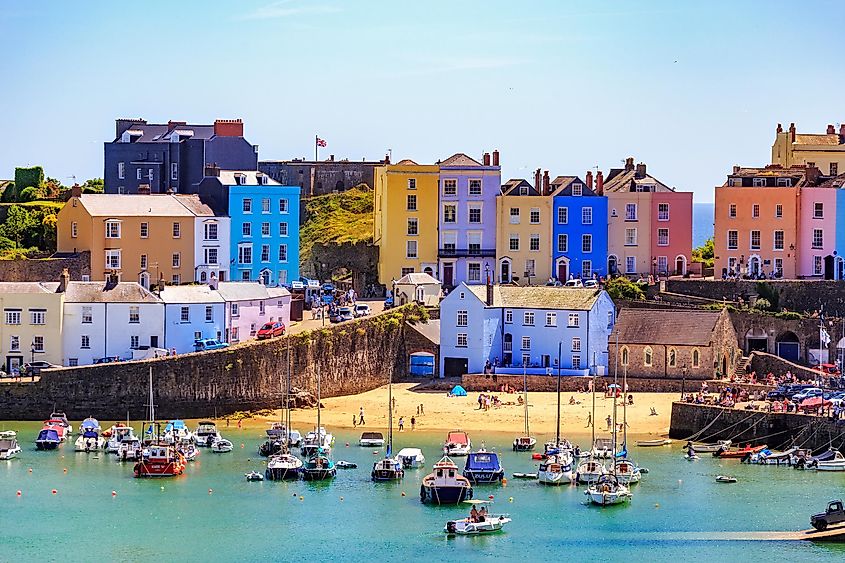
top-left (393, 272), bottom-right (442, 306)
top-left (215, 282), bottom-right (290, 344)
top-left (194, 215), bottom-right (231, 284)
top-left (160, 285), bottom-right (226, 353)
top-left (61, 277), bottom-right (164, 366)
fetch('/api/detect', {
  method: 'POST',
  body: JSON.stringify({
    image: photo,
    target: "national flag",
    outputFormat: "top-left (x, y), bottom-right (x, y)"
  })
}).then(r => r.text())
top-left (316, 137), bottom-right (327, 147)
top-left (821, 328), bottom-right (831, 347)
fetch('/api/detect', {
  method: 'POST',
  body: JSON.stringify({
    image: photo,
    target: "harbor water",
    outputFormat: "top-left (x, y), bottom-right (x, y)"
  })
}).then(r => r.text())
top-left (2, 421), bottom-right (843, 562)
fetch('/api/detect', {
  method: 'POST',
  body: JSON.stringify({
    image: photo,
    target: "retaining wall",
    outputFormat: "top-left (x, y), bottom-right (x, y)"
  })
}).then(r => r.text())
top-left (461, 373), bottom-right (691, 393)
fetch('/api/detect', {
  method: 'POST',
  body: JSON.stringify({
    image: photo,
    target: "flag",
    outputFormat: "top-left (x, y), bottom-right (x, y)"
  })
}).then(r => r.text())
top-left (821, 328), bottom-right (831, 347)
top-left (316, 137), bottom-right (327, 147)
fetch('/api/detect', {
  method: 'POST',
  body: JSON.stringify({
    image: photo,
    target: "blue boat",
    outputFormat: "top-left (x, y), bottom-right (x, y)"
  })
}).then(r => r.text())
top-left (300, 449), bottom-right (337, 481)
top-left (463, 450), bottom-right (505, 484)
top-left (36, 427), bottom-right (61, 450)
top-left (80, 417), bottom-right (100, 432)
top-left (420, 457), bottom-right (473, 504)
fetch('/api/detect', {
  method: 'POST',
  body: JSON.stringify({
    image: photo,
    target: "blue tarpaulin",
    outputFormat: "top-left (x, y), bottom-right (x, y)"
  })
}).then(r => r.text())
top-left (450, 385), bottom-right (467, 396)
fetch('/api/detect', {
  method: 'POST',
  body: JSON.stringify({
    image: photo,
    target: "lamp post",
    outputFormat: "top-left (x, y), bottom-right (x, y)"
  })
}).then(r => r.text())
top-left (484, 262), bottom-right (491, 285)
top-left (30, 341), bottom-right (35, 365)
top-left (681, 364), bottom-right (688, 400)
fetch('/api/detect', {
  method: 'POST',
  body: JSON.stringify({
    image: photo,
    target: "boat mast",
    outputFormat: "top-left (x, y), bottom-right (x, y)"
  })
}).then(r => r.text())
top-left (590, 358), bottom-right (596, 452)
top-left (285, 339), bottom-right (291, 454)
top-left (388, 363), bottom-right (393, 458)
top-left (556, 342), bottom-right (561, 445)
top-left (316, 362), bottom-right (321, 455)
top-left (611, 339), bottom-right (619, 475)
top-left (622, 362), bottom-right (628, 452)
top-left (523, 360), bottom-right (529, 437)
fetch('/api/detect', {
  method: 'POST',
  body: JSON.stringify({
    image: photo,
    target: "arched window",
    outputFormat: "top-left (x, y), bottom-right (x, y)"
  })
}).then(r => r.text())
top-left (644, 346), bottom-right (653, 367)
top-left (260, 269), bottom-right (271, 286)
top-left (692, 349), bottom-right (700, 368)
top-left (620, 346), bottom-right (629, 366)
top-left (668, 348), bottom-right (677, 367)
top-left (200, 271), bottom-right (207, 283)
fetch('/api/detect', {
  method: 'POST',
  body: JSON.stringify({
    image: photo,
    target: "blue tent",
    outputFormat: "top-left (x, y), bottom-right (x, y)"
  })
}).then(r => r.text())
top-left (450, 385), bottom-right (467, 397)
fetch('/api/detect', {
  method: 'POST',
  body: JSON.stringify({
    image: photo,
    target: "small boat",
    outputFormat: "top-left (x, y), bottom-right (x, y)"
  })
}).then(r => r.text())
top-left (463, 450), bottom-right (504, 484)
top-left (74, 430), bottom-right (105, 452)
top-left (750, 447), bottom-right (797, 465)
top-left (179, 443), bottom-right (199, 461)
top-left (591, 437), bottom-right (614, 459)
top-left (397, 448), bottom-right (426, 468)
top-left (0, 438), bottom-right (21, 460)
top-left (513, 436), bottom-right (537, 452)
top-left (133, 444), bottom-right (187, 478)
top-left (713, 444), bottom-right (767, 459)
top-left (691, 440), bottom-right (731, 453)
top-left (636, 438), bottom-right (671, 447)
top-left (301, 450), bottom-right (337, 481)
top-left (80, 417), bottom-right (101, 434)
top-left (614, 458), bottom-right (642, 484)
top-left (49, 412), bottom-right (73, 435)
top-left (117, 435), bottom-right (142, 462)
top-left (106, 425), bottom-right (136, 453)
top-left (359, 432), bottom-right (385, 447)
top-left (195, 421), bottom-right (221, 447)
top-left (811, 451), bottom-right (845, 471)
top-left (163, 420), bottom-right (194, 445)
top-left (538, 450), bottom-right (575, 485)
top-left (301, 427), bottom-right (334, 458)
top-left (35, 426), bottom-right (62, 450)
top-left (585, 474), bottom-right (632, 506)
top-left (265, 453), bottom-right (304, 480)
top-left (336, 460), bottom-right (357, 469)
top-left (43, 419), bottom-right (69, 442)
top-left (444, 430), bottom-right (472, 456)
top-left (512, 472), bottom-right (538, 479)
top-left (445, 501), bottom-right (511, 535)
top-left (716, 475), bottom-right (737, 483)
top-left (372, 457), bottom-right (405, 481)
top-left (420, 456), bottom-right (473, 505)
top-left (576, 458), bottom-right (606, 484)
top-left (211, 439), bottom-right (234, 453)
top-left (245, 471), bottom-right (264, 482)
top-left (0, 430), bottom-right (16, 439)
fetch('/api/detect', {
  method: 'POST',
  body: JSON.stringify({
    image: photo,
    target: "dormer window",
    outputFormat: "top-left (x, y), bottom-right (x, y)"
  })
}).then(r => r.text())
top-left (259, 174), bottom-right (269, 185)
top-left (519, 187), bottom-right (528, 196)
top-left (572, 183), bottom-right (582, 196)
top-left (235, 174), bottom-right (247, 186)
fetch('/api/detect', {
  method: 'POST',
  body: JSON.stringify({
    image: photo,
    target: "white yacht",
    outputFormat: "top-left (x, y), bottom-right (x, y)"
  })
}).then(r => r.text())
top-left (585, 474), bottom-right (632, 506)
top-left (0, 438), bottom-right (21, 460)
top-left (195, 421), bottom-right (222, 447)
top-left (301, 427), bottom-right (333, 457)
top-left (106, 425), bottom-right (137, 454)
top-left (74, 430), bottom-right (105, 452)
top-left (397, 448), bottom-right (426, 468)
top-left (538, 450), bottom-right (575, 485)
top-left (576, 458), bottom-right (607, 484)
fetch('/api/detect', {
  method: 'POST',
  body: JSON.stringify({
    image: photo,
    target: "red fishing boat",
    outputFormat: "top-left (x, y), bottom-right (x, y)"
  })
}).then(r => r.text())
top-left (713, 443), bottom-right (767, 458)
top-left (133, 444), bottom-right (187, 478)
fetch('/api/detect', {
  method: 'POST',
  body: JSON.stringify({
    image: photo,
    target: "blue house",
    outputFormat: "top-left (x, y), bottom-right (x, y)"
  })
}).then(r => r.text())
top-left (550, 175), bottom-right (608, 281)
top-left (439, 282), bottom-right (615, 377)
top-left (104, 118), bottom-right (258, 194)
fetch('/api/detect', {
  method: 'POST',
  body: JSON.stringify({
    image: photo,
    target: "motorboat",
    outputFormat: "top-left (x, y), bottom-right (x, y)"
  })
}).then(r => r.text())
top-left (636, 438), bottom-right (671, 447)
top-left (211, 439), bottom-right (234, 453)
top-left (117, 435), bottom-right (142, 462)
top-left (444, 431), bottom-right (472, 456)
top-left (336, 460), bottom-right (357, 469)
top-left (691, 440), bottom-right (731, 453)
top-left (79, 417), bottom-right (101, 434)
top-left (301, 451), bottom-right (337, 481)
top-left (35, 426), bottom-right (62, 450)
top-left (0, 430), bottom-right (16, 439)
top-left (420, 456), bottom-right (473, 505)
top-left (301, 427), bottom-right (333, 457)
top-left (544, 438), bottom-right (574, 454)
top-left (585, 474), bottom-right (632, 506)
top-left (538, 450), bottom-right (575, 485)
top-left (512, 472), bottom-right (538, 479)
top-left (107, 426), bottom-right (137, 454)
top-left (445, 502), bottom-right (510, 535)
top-left (195, 421), bottom-right (221, 447)
top-left (260, 425), bottom-right (302, 456)
top-left (133, 444), bottom-right (187, 478)
top-left (245, 471), bottom-right (264, 482)
top-left (513, 436), bottom-right (537, 452)
top-left (74, 430), bottom-right (105, 452)
top-left (43, 419), bottom-right (69, 442)
top-left (716, 475), bottom-right (738, 483)
top-left (265, 453), bottom-right (304, 480)
top-left (397, 448), bottom-right (426, 468)
top-left (811, 451), bottom-right (845, 471)
top-left (359, 432), bottom-right (385, 447)
top-left (0, 438), bottom-right (21, 460)
top-left (463, 450), bottom-right (504, 484)
top-left (591, 437), bottom-right (614, 459)
top-left (178, 443), bottom-right (199, 461)
top-left (576, 458), bottom-right (607, 484)
top-left (372, 456), bottom-right (405, 481)
top-left (750, 447), bottom-right (797, 465)
top-left (713, 444), bottom-right (767, 459)
top-left (49, 412), bottom-right (72, 435)
top-left (614, 458), bottom-right (642, 484)
top-left (163, 420), bottom-right (194, 445)
top-left (258, 437), bottom-right (283, 458)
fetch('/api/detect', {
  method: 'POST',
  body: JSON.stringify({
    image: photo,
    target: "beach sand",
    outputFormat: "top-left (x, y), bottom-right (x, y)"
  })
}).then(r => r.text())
top-left (250, 384), bottom-right (677, 441)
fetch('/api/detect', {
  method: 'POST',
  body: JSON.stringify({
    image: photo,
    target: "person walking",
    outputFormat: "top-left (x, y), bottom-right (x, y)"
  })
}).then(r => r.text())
top-left (585, 413), bottom-right (592, 428)
top-left (352, 415), bottom-right (357, 428)
top-left (605, 415), bottom-right (612, 430)
top-left (420, 403), bottom-right (425, 415)
top-left (410, 416), bottom-right (416, 430)
top-left (359, 407), bottom-right (365, 426)
top-left (398, 417), bottom-right (404, 431)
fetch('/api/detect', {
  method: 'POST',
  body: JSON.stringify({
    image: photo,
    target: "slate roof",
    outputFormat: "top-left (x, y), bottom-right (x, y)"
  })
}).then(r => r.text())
top-left (397, 273), bottom-right (441, 285)
top-left (464, 284), bottom-right (601, 311)
top-left (117, 123), bottom-right (216, 142)
top-left (214, 281), bottom-right (271, 302)
top-left (0, 282), bottom-right (60, 294)
top-left (408, 319), bottom-right (440, 345)
top-left (549, 175), bottom-right (598, 197)
top-left (602, 169), bottom-right (675, 193)
top-left (159, 285), bottom-right (224, 304)
top-left (75, 194), bottom-right (214, 217)
top-left (611, 308), bottom-right (721, 346)
top-left (500, 179), bottom-right (539, 196)
top-left (63, 282), bottom-right (161, 303)
top-left (267, 287), bottom-right (292, 298)
top-left (794, 134), bottom-right (842, 146)
top-left (440, 153), bottom-right (482, 167)
top-left (217, 170), bottom-right (281, 186)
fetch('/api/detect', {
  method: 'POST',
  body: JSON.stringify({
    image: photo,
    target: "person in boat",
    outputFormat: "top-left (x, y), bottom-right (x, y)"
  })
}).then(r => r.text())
top-left (470, 506), bottom-right (479, 522)
top-left (574, 445), bottom-right (581, 457)
top-left (478, 506), bottom-right (487, 522)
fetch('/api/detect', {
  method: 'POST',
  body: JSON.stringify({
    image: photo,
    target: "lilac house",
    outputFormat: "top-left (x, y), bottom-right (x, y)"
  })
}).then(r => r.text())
top-left (438, 151), bottom-right (502, 288)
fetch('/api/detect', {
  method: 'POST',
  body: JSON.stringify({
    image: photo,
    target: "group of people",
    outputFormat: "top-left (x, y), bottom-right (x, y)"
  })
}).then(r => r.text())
top-left (477, 393), bottom-right (502, 411)
top-left (468, 505), bottom-right (488, 523)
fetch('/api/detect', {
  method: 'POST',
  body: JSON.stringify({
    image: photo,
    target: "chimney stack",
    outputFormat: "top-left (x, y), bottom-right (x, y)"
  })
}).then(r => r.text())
top-left (776, 123), bottom-right (783, 134)
top-left (329, 154), bottom-right (334, 162)
top-left (789, 122), bottom-right (796, 142)
top-left (483, 152), bottom-right (491, 166)
top-left (596, 171), bottom-right (604, 195)
top-left (839, 124), bottom-right (845, 139)
top-left (635, 162), bottom-right (647, 178)
top-left (828, 124), bottom-right (836, 135)
top-left (58, 268), bottom-right (69, 293)
top-left (71, 184), bottom-right (82, 198)
top-left (625, 157), bottom-right (635, 172)
top-left (204, 164), bottom-right (220, 177)
top-left (585, 171), bottom-right (593, 190)
top-left (167, 120), bottom-right (186, 131)
top-left (492, 150), bottom-right (500, 166)
top-left (534, 169), bottom-right (542, 193)
top-left (733, 165), bottom-right (741, 174)
top-left (213, 118), bottom-right (244, 137)
top-left (543, 170), bottom-right (550, 195)
top-left (384, 153), bottom-right (390, 164)
top-left (806, 165), bottom-right (821, 185)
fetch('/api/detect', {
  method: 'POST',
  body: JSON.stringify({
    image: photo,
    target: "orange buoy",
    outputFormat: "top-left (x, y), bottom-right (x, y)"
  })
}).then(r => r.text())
top-left (502, 478), bottom-right (508, 486)
top-left (488, 495), bottom-right (494, 500)
top-left (51, 489), bottom-right (57, 495)
top-left (241, 444), bottom-right (245, 448)
top-left (345, 443), bottom-right (350, 447)
top-left (63, 468), bottom-right (68, 473)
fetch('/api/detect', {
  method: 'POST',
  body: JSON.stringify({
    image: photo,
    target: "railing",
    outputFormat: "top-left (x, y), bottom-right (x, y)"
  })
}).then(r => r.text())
top-left (438, 248), bottom-right (496, 258)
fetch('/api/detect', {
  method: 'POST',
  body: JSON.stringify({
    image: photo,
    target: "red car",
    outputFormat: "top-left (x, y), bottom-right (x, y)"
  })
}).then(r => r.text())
top-left (257, 321), bottom-right (286, 340)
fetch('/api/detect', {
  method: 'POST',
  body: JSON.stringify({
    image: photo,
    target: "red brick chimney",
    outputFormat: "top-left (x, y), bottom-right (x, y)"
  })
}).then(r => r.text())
top-left (213, 118), bottom-right (244, 137)
top-left (840, 124), bottom-right (845, 139)
top-left (789, 122), bottom-right (796, 142)
top-left (384, 153), bottom-right (390, 164)
top-left (168, 120), bottom-right (187, 131)
top-left (543, 170), bottom-right (550, 195)
top-left (827, 124), bottom-right (836, 135)
top-left (596, 171), bottom-right (604, 195)
top-left (534, 169), bottom-right (541, 193)
top-left (483, 152), bottom-right (491, 166)
top-left (776, 123), bottom-right (783, 134)
top-left (635, 162), bottom-right (647, 178)
top-left (585, 171), bottom-right (593, 190)
top-left (625, 157), bottom-right (635, 172)
top-left (492, 150), bottom-right (500, 166)
top-left (71, 184), bottom-right (82, 198)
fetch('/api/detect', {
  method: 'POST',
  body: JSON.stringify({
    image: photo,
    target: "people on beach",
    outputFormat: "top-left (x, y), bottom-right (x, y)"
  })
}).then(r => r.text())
top-left (410, 416), bottom-right (416, 430)
top-left (606, 415), bottom-right (612, 430)
top-left (359, 407), bottom-right (365, 426)
top-left (585, 414), bottom-right (592, 427)
top-left (398, 417), bottom-right (404, 431)
top-left (352, 415), bottom-right (357, 428)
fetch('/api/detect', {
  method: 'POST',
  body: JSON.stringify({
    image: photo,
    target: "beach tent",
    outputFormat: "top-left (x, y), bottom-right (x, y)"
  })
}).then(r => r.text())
top-left (450, 385), bottom-right (467, 397)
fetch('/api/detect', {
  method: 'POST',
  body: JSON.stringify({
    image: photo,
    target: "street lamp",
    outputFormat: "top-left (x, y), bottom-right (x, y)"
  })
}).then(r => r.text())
top-left (484, 262), bottom-right (491, 285)
top-left (681, 364), bottom-right (688, 400)
top-left (30, 341), bottom-right (35, 365)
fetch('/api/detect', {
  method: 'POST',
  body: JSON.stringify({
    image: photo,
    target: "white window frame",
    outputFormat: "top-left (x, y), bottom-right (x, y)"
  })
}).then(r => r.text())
top-left (582, 207), bottom-right (593, 225)
top-left (118, 162), bottom-right (125, 180)
top-left (529, 208), bottom-right (540, 224)
top-left (406, 240), bottom-right (418, 259)
top-left (105, 220), bottom-right (121, 239)
top-left (545, 312), bottom-right (557, 327)
top-left (456, 333), bottom-right (468, 348)
top-left (557, 234), bottom-right (568, 253)
top-left (243, 198), bottom-right (252, 214)
top-left (582, 234), bottom-right (592, 253)
top-left (568, 313), bottom-right (579, 328)
top-left (278, 244), bottom-right (288, 263)
top-left (523, 311), bottom-right (535, 326)
top-left (521, 336), bottom-right (531, 351)
top-left (71, 222), bottom-right (78, 238)
top-left (171, 162), bottom-right (178, 181)
top-left (262, 198), bottom-right (271, 214)
top-left (657, 203), bottom-right (669, 221)
top-left (457, 310), bottom-right (468, 327)
top-left (468, 179), bottom-right (482, 196)
top-left (442, 179), bottom-right (457, 196)
top-left (172, 222), bottom-right (180, 238)
top-left (180, 306), bottom-right (190, 323)
top-left (105, 249), bottom-right (121, 269)
top-left (279, 199), bottom-right (289, 213)
top-left (557, 207), bottom-right (568, 224)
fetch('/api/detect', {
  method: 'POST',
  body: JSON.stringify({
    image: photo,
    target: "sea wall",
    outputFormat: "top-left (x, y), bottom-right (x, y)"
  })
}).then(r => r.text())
top-left (669, 401), bottom-right (845, 452)
top-left (461, 373), bottom-right (690, 393)
top-left (748, 351), bottom-right (822, 381)
top-left (0, 305), bottom-right (428, 420)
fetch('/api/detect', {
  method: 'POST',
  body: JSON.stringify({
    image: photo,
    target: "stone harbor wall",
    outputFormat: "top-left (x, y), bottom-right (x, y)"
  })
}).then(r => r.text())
top-left (461, 373), bottom-right (690, 393)
top-left (0, 251), bottom-right (90, 282)
top-left (0, 305), bottom-right (428, 420)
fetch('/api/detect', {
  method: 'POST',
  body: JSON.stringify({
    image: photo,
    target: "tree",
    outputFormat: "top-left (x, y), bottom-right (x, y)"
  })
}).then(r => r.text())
top-left (82, 178), bottom-right (104, 193)
top-left (0, 205), bottom-right (37, 248)
top-left (0, 181), bottom-right (16, 202)
top-left (14, 166), bottom-right (44, 192)
top-left (692, 237), bottom-right (714, 268)
top-left (604, 276), bottom-right (645, 301)
top-left (18, 186), bottom-right (40, 202)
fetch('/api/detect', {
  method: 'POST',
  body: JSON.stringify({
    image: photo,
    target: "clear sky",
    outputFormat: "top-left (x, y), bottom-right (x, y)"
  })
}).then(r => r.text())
top-left (2, 0), bottom-right (844, 202)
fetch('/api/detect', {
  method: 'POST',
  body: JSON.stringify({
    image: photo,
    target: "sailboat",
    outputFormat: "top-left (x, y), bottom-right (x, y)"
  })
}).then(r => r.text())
top-left (300, 364), bottom-right (336, 481)
top-left (539, 346), bottom-right (574, 485)
top-left (585, 340), bottom-right (631, 505)
top-left (576, 358), bottom-right (606, 484)
top-left (512, 362), bottom-right (536, 451)
top-left (614, 364), bottom-right (641, 485)
top-left (266, 342), bottom-right (303, 481)
top-left (134, 368), bottom-right (186, 478)
top-left (372, 367), bottom-right (404, 481)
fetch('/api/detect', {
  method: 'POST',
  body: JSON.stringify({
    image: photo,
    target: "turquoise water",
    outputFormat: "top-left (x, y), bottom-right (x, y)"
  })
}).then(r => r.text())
top-left (2, 421), bottom-right (843, 562)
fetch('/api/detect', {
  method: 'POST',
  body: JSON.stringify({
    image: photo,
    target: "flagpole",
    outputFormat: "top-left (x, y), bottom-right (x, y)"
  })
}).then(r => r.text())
top-left (315, 134), bottom-right (318, 161)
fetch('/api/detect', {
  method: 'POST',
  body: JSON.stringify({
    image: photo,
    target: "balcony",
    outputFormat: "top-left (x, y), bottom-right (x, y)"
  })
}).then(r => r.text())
top-left (438, 247), bottom-right (496, 258)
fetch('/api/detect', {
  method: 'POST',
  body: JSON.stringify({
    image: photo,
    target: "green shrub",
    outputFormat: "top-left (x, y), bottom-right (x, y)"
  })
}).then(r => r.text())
top-left (14, 166), bottom-right (44, 193)
top-left (0, 182), bottom-right (16, 202)
top-left (753, 298), bottom-right (771, 311)
top-left (755, 282), bottom-right (780, 311)
top-left (17, 186), bottom-right (40, 202)
top-left (605, 276), bottom-right (645, 300)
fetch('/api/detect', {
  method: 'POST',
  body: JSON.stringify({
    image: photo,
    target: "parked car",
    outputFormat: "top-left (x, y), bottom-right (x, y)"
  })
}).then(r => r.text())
top-left (257, 321), bottom-right (286, 340)
top-left (93, 356), bottom-right (122, 364)
top-left (793, 387), bottom-right (824, 402)
top-left (811, 500), bottom-right (845, 531)
top-left (194, 339), bottom-right (229, 352)
top-left (331, 307), bottom-right (354, 323)
top-left (583, 279), bottom-right (599, 289)
top-left (23, 361), bottom-right (60, 376)
top-left (563, 279), bottom-right (584, 288)
top-left (544, 280), bottom-right (562, 287)
top-left (384, 296), bottom-right (394, 310)
top-left (766, 386), bottom-right (791, 401)
top-left (354, 304), bottom-right (371, 317)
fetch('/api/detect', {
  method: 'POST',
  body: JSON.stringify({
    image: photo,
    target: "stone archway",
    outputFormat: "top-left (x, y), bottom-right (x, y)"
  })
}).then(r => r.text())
top-left (775, 331), bottom-right (800, 363)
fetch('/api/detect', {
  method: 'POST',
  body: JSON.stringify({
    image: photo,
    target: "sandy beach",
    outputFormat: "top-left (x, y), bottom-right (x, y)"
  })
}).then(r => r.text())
top-left (251, 384), bottom-right (677, 441)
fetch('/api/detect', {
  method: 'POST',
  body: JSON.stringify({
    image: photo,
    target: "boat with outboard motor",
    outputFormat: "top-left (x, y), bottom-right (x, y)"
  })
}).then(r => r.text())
top-left (444, 430), bottom-right (472, 456)
top-left (49, 412), bottom-right (72, 435)
top-left (360, 432), bottom-right (385, 447)
top-left (163, 420), bottom-right (194, 445)
top-left (195, 421), bottom-right (222, 447)
top-left (463, 449), bottom-right (504, 484)
top-left (713, 443), bottom-right (767, 459)
top-left (74, 429), bottom-right (105, 452)
top-left (0, 430), bottom-right (16, 439)
top-left (397, 448), bottom-right (426, 468)
top-left (35, 425), bottom-right (63, 450)
top-left (420, 456), bottom-right (473, 505)
top-left (211, 438), bottom-right (234, 453)
top-left (444, 500), bottom-right (511, 535)
top-left (245, 470), bottom-right (264, 482)
top-left (80, 417), bottom-right (101, 434)
top-left (178, 443), bottom-right (199, 461)
top-left (0, 437), bottom-right (21, 460)
top-left (749, 447), bottom-right (798, 465)
top-left (810, 451), bottom-right (845, 471)
top-left (106, 425), bottom-right (136, 453)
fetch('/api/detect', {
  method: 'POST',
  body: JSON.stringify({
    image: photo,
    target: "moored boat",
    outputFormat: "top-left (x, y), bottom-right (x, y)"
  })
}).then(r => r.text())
top-left (163, 420), bottom-right (194, 445)
top-left (178, 443), bottom-right (199, 461)
top-left (372, 457), bottom-right (405, 481)
top-left (750, 447), bottom-right (797, 465)
top-left (74, 430), bottom-right (105, 452)
top-left (463, 450), bottom-right (504, 484)
top-left (444, 430), bottom-right (472, 456)
top-left (35, 426), bottom-right (62, 450)
top-left (445, 501), bottom-right (511, 535)
top-left (512, 365), bottom-right (536, 451)
top-left (614, 458), bottom-right (642, 484)
top-left (576, 458), bottom-right (606, 484)
top-left (636, 438), bottom-right (671, 447)
top-left (359, 432), bottom-right (385, 447)
top-left (266, 452), bottom-right (303, 480)
top-left (0, 430), bottom-right (16, 439)
top-left (211, 438), bottom-right (234, 453)
top-left (80, 417), bottom-right (101, 434)
top-left (691, 440), bottom-right (731, 453)
top-left (538, 450), bottom-right (575, 485)
top-left (0, 438), bottom-right (21, 460)
top-left (195, 421), bottom-right (222, 447)
top-left (301, 450), bottom-right (337, 481)
top-left (49, 412), bottom-right (72, 435)
top-left (585, 474), bottom-right (632, 506)
top-left (397, 448), bottom-right (425, 468)
top-left (301, 427), bottom-right (333, 458)
top-left (713, 444), bottom-right (767, 459)
top-left (591, 437), bottom-right (614, 459)
top-left (420, 456), bottom-right (473, 505)
top-left (106, 425), bottom-right (136, 453)
top-left (811, 451), bottom-right (845, 471)
top-left (133, 443), bottom-right (187, 478)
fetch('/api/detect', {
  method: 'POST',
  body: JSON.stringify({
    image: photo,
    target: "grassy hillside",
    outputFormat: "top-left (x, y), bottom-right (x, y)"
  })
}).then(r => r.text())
top-left (300, 185), bottom-right (374, 266)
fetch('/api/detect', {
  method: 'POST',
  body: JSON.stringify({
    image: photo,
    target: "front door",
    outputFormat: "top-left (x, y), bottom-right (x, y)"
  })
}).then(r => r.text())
top-left (6, 356), bottom-right (22, 375)
top-left (500, 261), bottom-right (510, 284)
top-left (443, 263), bottom-right (454, 287)
top-left (443, 357), bottom-right (468, 377)
top-left (150, 335), bottom-right (159, 348)
top-left (557, 261), bottom-right (568, 282)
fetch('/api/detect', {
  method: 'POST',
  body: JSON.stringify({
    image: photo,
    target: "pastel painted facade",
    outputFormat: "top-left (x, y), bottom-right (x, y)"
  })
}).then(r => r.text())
top-left (496, 179), bottom-right (552, 285)
top-left (437, 152), bottom-right (501, 287)
top-left (439, 283), bottom-right (615, 378)
top-left (374, 161), bottom-right (440, 285)
top-left (550, 174), bottom-right (608, 281)
top-left (61, 279), bottom-right (164, 366)
top-left (797, 186), bottom-right (837, 278)
top-left (393, 272), bottom-right (442, 306)
top-left (57, 193), bottom-right (216, 287)
top-left (160, 285), bottom-right (226, 354)
top-left (216, 282), bottom-right (290, 344)
top-left (604, 159), bottom-right (692, 277)
top-left (194, 216), bottom-right (231, 285)
top-left (772, 122), bottom-right (845, 176)
top-left (0, 282), bottom-right (65, 373)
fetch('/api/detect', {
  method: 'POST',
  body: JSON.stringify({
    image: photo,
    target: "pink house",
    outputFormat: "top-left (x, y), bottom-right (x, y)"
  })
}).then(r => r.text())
top-left (797, 187), bottom-right (837, 278)
top-left (650, 191), bottom-right (693, 277)
top-left (215, 281), bottom-right (291, 343)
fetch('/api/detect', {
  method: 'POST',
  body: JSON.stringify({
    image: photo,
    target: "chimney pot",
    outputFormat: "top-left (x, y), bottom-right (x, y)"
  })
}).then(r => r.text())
top-left (483, 152), bottom-right (491, 166)
top-left (384, 154), bottom-right (390, 164)
top-left (776, 123), bottom-right (783, 133)
top-left (543, 170), bottom-right (550, 196)
top-left (596, 171), bottom-right (604, 196)
top-left (733, 165), bottom-right (740, 174)
top-left (585, 171), bottom-right (593, 189)
top-left (625, 157), bottom-right (635, 172)
top-left (329, 154), bottom-right (334, 161)
top-left (635, 162), bottom-right (647, 178)
top-left (534, 169), bottom-right (542, 193)
top-left (789, 122), bottom-right (796, 142)
top-left (840, 124), bottom-right (845, 138)
top-left (828, 124), bottom-right (836, 135)
top-left (492, 150), bottom-right (500, 166)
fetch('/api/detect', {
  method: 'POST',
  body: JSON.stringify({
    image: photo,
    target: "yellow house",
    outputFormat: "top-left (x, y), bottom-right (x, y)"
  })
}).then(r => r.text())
top-left (57, 193), bottom-right (214, 288)
top-left (0, 281), bottom-right (65, 373)
top-left (373, 160), bottom-right (440, 285)
top-left (495, 179), bottom-right (552, 285)
top-left (772, 122), bottom-right (845, 176)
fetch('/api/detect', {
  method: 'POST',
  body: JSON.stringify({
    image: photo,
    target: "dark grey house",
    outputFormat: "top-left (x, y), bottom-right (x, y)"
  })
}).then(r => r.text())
top-left (104, 118), bottom-right (258, 194)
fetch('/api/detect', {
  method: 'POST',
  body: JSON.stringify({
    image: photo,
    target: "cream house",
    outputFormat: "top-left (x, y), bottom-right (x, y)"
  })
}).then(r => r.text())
top-left (0, 281), bottom-right (66, 374)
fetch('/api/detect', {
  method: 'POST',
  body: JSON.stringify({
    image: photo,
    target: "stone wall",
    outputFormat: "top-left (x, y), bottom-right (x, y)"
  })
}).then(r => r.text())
top-left (304, 241), bottom-right (379, 294)
top-left (0, 305), bottom-right (428, 420)
top-left (461, 373), bottom-right (691, 393)
top-left (666, 279), bottom-right (845, 315)
top-left (403, 321), bottom-right (440, 378)
top-left (259, 160), bottom-right (381, 197)
top-left (0, 251), bottom-right (90, 282)
top-left (670, 401), bottom-right (845, 452)
top-left (728, 310), bottom-right (841, 363)
top-left (749, 351), bottom-right (825, 381)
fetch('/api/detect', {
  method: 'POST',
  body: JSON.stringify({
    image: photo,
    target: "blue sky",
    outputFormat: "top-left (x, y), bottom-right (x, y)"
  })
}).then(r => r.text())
top-left (1, 0), bottom-right (844, 202)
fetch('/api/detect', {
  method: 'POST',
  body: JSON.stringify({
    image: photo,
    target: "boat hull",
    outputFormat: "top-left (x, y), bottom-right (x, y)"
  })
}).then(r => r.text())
top-left (512, 438), bottom-right (537, 452)
top-left (445, 445), bottom-right (471, 456)
top-left (586, 489), bottom-right (632, 506)
top-left (133, 460), bottom-right (185, 478)
top-left (372, 468), bottom-right (405, 481)
top-left (301, 467), bottom-right (337, 481)
top-left (0, 447), bottom-right (21, 460)
top-left (359, 440), bottom-right (385, 447)
top-left (265, 466), bottom-right (301, 480)
top-left (420, 484), bottom-right (473, 505)
top-left (35, 441), bottom-right (59, 450)
top-left (537, 469), bottom-right (574, 485)
top-left (463, 469), bottom-right (504, 484)
top-left (445, 516), bottom-right (510, 535)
